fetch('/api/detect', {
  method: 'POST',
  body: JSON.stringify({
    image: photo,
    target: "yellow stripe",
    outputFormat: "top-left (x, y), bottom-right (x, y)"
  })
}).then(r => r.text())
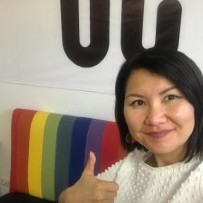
top-left (28, 112), bottom-right (49, 197)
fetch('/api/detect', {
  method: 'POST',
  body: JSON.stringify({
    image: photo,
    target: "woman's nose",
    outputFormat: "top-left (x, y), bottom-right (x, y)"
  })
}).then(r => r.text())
top-left (145, 105), bottom-right (167, 125)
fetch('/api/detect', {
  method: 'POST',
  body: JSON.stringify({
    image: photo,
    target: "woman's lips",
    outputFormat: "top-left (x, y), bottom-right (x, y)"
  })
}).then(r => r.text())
top-left (145, 129), bottom-right (173, 138)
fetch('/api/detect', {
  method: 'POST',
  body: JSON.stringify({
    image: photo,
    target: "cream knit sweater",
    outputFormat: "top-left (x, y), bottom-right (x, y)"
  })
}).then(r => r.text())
top-left (97, 149), bottom-right (203, 203)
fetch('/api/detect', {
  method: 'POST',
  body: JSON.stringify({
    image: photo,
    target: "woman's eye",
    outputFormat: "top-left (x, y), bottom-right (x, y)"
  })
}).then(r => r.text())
top-left (131, 100), bottom-right (145, 106)
top-left (164, 94), bottom-right (180, 101)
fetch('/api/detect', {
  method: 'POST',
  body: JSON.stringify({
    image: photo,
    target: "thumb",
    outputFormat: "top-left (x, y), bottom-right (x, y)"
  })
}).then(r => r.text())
top-left (83, 151), bottom-right (96, 176)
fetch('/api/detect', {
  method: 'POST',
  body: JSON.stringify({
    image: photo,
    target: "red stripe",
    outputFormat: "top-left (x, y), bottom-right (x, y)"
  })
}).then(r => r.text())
top-left (10, 109), bottom-right (23, 192)
top-left (118, 139), bottom-right (128, 160)
top-left (10, 109), bottom-right (36, 193)
top-left (99, 122), bottom-right (120, 172)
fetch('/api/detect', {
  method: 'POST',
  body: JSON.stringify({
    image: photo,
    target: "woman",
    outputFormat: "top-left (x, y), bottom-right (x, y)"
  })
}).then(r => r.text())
top-left (59, 48), bottom-right (203, 203)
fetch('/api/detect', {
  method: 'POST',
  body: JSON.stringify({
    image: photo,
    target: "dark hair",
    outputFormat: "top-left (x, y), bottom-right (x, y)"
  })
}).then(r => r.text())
top-left (115, 47), bottom-right (203, 161)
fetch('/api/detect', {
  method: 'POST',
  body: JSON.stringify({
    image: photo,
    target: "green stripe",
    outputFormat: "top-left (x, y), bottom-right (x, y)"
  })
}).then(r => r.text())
top-left (41, 113), bottom-right (62, 200)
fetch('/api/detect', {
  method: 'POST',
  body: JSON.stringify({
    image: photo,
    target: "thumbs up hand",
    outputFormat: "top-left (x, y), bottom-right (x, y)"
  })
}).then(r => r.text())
top-left (58, 152), bottom-right (119, 203)
top-left (82, 151), bottom-right (97, 177)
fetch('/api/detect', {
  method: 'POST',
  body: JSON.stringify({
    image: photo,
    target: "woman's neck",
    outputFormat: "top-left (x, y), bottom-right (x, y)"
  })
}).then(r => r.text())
top-left (146, 149), bottom-right (186, 167)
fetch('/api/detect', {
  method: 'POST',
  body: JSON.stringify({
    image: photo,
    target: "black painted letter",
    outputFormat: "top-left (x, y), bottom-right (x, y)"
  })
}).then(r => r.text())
top-left (60, 0), bottom-right (110, 67)
top-left (121, 0), bottom-right (182, 59)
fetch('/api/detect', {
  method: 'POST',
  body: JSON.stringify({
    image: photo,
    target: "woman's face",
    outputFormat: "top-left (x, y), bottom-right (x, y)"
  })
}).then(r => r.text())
top-left (124, 69), bottom-right (195, 165)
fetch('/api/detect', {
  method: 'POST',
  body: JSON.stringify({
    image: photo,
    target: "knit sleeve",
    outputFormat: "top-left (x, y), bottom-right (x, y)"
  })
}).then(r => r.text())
top-left (199, 162), bottom-right (203, 198)
top-left (96, 159), bottom-right (124, 181)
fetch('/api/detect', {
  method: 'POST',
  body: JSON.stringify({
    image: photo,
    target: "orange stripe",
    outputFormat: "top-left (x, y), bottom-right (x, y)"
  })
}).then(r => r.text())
top-left (10, 109), bottom-right (36, 193)
top-left (16, 110), bottom-right (36, 193)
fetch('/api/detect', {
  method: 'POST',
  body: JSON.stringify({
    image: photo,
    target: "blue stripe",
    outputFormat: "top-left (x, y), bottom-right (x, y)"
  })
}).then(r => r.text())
top-left (68, 117), bottom-right (91, 186)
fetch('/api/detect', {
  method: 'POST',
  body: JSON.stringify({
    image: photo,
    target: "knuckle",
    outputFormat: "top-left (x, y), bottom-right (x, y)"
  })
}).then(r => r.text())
top-left (94, 182), bottom-right (105, 200)
top-left (95, 181), bottom-right (104, 190)
top-left (94, 191), bottom-right (104, 200)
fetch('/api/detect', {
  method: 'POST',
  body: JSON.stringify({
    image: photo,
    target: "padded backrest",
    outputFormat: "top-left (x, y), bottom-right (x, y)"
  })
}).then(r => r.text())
top-left (10, 108), bottom-right (127, 201)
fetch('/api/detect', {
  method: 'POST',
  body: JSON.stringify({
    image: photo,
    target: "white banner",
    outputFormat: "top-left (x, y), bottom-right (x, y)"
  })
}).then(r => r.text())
top-left (0, 0), bottom-right (203, 94)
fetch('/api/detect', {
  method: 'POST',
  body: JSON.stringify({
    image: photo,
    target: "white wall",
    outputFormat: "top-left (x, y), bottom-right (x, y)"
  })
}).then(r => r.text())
top-left (0, 81), bottom-right (115, 194)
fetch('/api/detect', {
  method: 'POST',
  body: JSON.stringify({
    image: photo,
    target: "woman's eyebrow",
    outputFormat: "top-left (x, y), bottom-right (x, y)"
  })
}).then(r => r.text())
top-left (125, 93), bottom-right (144, 99)
top-left (125, 86), bottom-right (177, 99)
top-left (159, 86), bottom-right (177, 95)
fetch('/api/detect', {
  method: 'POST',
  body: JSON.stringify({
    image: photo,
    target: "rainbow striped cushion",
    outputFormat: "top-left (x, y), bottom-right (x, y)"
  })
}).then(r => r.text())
top-left (10, 108), bottom-right (126, 201)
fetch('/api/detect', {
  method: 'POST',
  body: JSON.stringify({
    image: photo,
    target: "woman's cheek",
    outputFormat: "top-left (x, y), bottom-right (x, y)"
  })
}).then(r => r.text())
top-left (169, 102), bottom-right (194, 123)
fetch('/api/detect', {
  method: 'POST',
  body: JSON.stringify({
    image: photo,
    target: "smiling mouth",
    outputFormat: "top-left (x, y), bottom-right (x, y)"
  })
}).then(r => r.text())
top-left (145, 130), bottom-right (173, 138)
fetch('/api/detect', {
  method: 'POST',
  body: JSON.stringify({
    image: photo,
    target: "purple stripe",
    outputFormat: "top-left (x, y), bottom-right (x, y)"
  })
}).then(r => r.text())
top-left (85, 119), bottom-right (106, 175)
